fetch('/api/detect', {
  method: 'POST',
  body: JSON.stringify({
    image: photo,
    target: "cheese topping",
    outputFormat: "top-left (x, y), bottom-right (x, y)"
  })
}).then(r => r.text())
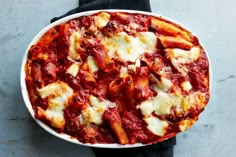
top-left (138, 92), bottom-right (206, 116)
top-left (149, 74), bottom-right (173, 92)
top-left (128, 59), bottom-right (141, 72)
top-left (69, 32), bottom-right (81, 61)
top-left (94, 12), bottom-right (111, 29)
top-left (144, 115), bottom-right (169, 136)
top-left (66, 63), bottom-right (80, 77)
top-left (137, 90), bottom-right (206, 135)
top-left (165, 47), bottom-right (200, 75)
top-left (120, 67), bottom-right (128, 77)
top-left (102, 32), bottom-right (157, 62)
top-left (79, 95), bottom-right (116, 125)
top-left (170, 47), bottom-right (200, 64)
top-left (181, 81), bottom-right (192, 91)
top-left (87, 55), bottom-right (99, 73)
top-left (37, 81), bottom-right (74, 129)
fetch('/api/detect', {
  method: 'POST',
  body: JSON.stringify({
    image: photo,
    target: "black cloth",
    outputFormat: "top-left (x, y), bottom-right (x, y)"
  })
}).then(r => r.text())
top-left (51, 0), bottom-right (176, 156)
top-left (51, 0), bottom-right (151, 23)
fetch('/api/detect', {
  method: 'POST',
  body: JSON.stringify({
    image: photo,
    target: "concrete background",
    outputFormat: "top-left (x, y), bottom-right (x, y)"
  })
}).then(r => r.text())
top-left (0, 0), bottom-right (235, 156)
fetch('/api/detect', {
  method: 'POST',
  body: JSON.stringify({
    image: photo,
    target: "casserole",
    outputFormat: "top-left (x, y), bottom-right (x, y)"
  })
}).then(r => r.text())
top-left (21, 9), bottom-right (211, 148)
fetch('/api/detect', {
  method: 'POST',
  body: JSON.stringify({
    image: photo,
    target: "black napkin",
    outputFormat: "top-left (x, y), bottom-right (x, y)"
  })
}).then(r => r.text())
top-left (51, 0), bottom-right (176, 156)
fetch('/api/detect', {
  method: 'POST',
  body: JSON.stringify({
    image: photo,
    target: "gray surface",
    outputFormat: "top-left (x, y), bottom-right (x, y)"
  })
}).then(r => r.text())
top-left (0, 0), bottom-right (235, 156)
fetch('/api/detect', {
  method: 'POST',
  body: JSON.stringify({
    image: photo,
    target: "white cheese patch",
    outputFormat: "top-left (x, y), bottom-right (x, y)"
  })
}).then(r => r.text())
top-left (152, 92), bottom-right (183, 115)
top-left (165, 47), bottom-right (200, 75)
top-left (181, 81), bottom-right (192, 91)
top-left (37, 81), bottom-right (74, 129)
top-left (138, 92), bottom-right (182, 115)
top-left (138, 91), bottom-right (206, 116)
top-left (149, 74), bottom-right (173, 92)
top-left (69, 32), bottom-right (81, 61)
top-left (79, 95), bottom-right (116, 125)
top-left (87, 55), bottom-right (99, 73)
top-left (170, 47), bottom-right (200, 64)
top-left (137, 100), bottom-right (154, 117)
top-left (102, 32), bottom-right (157, 62)
top-left (94, 12), bottom-right (111, 29)
top-left (120, 67), bottom-right (128, 77)
top-left (66, 63), bottom-right (80, 77)
top-left (144, 115), bottom-right (168, 136)
top-left (128, 59), bottom-right (141, 72)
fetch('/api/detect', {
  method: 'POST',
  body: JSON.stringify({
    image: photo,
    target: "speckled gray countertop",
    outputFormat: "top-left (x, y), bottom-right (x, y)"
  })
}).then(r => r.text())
top-left (0, 0), bottom-right (235, 156)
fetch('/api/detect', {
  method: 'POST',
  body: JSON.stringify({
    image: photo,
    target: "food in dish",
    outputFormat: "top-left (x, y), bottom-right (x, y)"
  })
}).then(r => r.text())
top-left (24, 11), bottom-right (210, 145)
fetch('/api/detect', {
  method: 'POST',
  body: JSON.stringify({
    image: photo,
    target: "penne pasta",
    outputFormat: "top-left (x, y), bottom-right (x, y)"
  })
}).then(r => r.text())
top-left (134, 67), bottom-right (152, 100)
top-left (159, 36), bottom-right (193, 50)
top-left (109, 78), bottom-right (124, 96)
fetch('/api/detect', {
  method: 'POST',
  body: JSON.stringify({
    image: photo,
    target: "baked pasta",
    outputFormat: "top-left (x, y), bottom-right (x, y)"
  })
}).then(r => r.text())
top-left (24, 11), bottom-right (210, 144)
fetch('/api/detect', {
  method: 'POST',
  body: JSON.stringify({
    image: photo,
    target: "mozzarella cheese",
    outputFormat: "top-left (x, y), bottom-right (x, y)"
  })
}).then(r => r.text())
top-left (119, 67), bottom-right (128, 77)
top-left (102, 32), bottom-right (157, 62)
top-left (69, 32), bottom-right (81, 61)
top-left (144, 115), bottom-right (169, 136)
top-left (94, 12), bottom-right (111, 29)
top-left (66, 63), bottom-right (80, 77)
top-left (181, 81), bottom-right (192, 91)
top-left (79, 95), bottom-right (116, 125)
top-left (165, 47), bottom-right (200, 75)
top-left (128, 59), bottom-right (141, 72)
top-left (137, 100), bottom-right (154, 117)
top-left (138, 91), bottom-right (206, 135)
top-left (87, 55), bottom-right (99, 73)
top-left (149, 74), bottom-right (173, 92)
top-left (138, 91), bottom-right (206, 116)
top-left (170, 47), bottom-right (200, 64)
top-left (37, 81), bottom-right (74, 130)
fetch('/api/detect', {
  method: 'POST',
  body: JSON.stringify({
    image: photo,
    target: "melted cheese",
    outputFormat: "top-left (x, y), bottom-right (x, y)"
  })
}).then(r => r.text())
top-left (170, 47), bottom-right (200, 64)
top-left (102, 32), bottom-right (157, 62)
top-left (69, 32), bottom-right (81, 61)
top-left (128, 59), bottom-right (141, 72)
top-left (144, 115), bottom-right (168, 136)
top-left (37, 81), bottom-right (74, 129)
top-left (94, 12), bottom-right (111, 29)
top-left (66, 63), bottom-right (80, 77)
top-left (138, 92), bottom-right (206, 116)
top-left (165, 47), bottom-right (200, 75)
top-left (137, 100), bottom-right (154, 117)
top-left (137, 91), bottom-right (206, 135)
top-left (120, 67), bottom-right (128, 77)
top-left (149, 74), bottom-right (173, 92)
top-left (181, 81), bottom-right (192, 91)
top-left (87, 55), bottom-right (99, 73)
top-left (79, 95), bottom-right (116, 125)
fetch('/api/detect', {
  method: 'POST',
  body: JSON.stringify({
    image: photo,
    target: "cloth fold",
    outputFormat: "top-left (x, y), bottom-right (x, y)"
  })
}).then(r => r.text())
top-left (51, 0), bottom-right (151, 23)
top-left (51, 0), bottom-right (176, 156)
